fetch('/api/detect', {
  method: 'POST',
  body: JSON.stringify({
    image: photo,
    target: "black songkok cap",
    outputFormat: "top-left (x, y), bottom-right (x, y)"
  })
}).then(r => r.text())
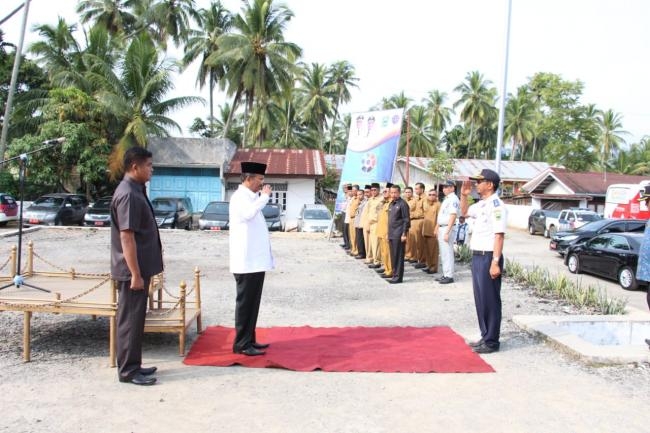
top-left (241, 161), bottom-right (267, 175)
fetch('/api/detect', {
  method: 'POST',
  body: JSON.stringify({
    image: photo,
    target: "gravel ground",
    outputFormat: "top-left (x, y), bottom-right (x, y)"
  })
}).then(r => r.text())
top-left (1, 228), bottom-right (649, 433)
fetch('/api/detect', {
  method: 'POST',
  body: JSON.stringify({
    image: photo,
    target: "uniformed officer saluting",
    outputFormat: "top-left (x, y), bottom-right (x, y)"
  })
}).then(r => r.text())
top-left (460, 169), bottom-right (507, 354)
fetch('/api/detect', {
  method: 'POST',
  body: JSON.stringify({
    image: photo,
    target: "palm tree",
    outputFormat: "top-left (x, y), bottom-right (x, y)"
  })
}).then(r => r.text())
top-left (28, 18), bottom-right (80, 80)
top-left (76, 0), bottom-right (138, 36)
top-left (182, 1), bottom-right (232, 135)
top-left (422, 89), bottom-right (453, 136)
top-left (504, 88), bottom-right (534, 160)
top-left (404, 105), bottom-right (434, 157)
top-left (209, 0), bottom-right (302, 144)
top-left (596, 108), bottom-right (628, 171)
top-left (326, 60), bottom-right (358, 154)
top-left (97, 33), bottom-right (203, 149)
top-left (144, 0), bottom-right (201, 48)
top-left (297, 62), bottom-right (334, 150)
top-left (453, 71), bottom-right (497, 158)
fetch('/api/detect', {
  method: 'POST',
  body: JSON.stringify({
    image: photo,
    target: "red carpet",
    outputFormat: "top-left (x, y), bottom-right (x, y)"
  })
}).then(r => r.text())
top-left (183, 326), bottom-right (494, 373)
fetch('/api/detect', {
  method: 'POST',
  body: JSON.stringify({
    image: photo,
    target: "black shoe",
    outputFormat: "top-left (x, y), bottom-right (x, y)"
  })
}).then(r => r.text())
top-left (119, 372), bottom-right (157, 386)
top-left (406, 259), bottom-right (417, 263)
top-left (375, 268), bottom-right (385, 274)
top-left (438, 277), bottom-right (454, 284)
top-left (413, 263), bottom-right (427, 269)
top-left (139, 366), bottom-right (157, 376)
top-left (251, 342), bottom-right (270, 349)
top-left (234, 346), bottom-right (266, 356)
top-left (472, 343), bottom-right (499, 354)
top-left (434, 276), bottom-right (444, 281)
top-left (368, 263), bottom-right (381, 269)
top-left (355, 255), bottom-right (366, 259)
top-left (423, 269), bottom-right (436, 274)
top-left (468, 339), bottom-right (484, 348)
top-left (388, 278), bottom-right (402, 284)
top-left (380, 274), bottom-right (393, 279)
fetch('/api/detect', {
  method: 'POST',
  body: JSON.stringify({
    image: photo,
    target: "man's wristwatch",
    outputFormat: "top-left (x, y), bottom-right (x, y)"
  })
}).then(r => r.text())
top-left (492, 256), bottom-right (500, 263)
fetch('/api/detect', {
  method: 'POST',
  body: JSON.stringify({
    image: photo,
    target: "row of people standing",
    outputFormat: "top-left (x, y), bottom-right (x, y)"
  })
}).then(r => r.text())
top-left (340, 181), bottom-right (460, 285)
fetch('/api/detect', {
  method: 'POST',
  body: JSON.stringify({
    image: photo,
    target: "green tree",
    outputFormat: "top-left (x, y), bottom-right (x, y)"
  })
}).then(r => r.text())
top-left (326, 60), bottom-right (358, 154)
top-left (404, 105), bottom-right (434, 157)
top-left (76, 0), bottom-right (138, 36)
top-left (145, 0), bottom-right (201, 47)
top-left (504, 87), bottom-right (534, 160)
top-left (453, 71), bottom-right (497, 158)
top-left (28, 17), bottom-right (80, 80)
top-left (422, 89), bottom-right (453, 137)
top-left (596, 108), bottom-right (627, 171)
top-left (297, 62), bottom-right (334, 150)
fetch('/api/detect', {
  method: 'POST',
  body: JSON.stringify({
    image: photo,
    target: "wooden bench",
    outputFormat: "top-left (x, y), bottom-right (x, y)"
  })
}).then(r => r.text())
top-left (144, 267), bottom-right (203, 355)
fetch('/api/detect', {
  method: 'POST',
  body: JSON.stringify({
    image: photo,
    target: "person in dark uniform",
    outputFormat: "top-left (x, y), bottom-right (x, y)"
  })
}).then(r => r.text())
top-left (111, 146), bottom-right (163, 386)
top-left (229, 161), bottom-right (275, 356)
top-left (460, 169), bottom-right (507, 354)
top-left (387, 184), bottom-right (410, 284)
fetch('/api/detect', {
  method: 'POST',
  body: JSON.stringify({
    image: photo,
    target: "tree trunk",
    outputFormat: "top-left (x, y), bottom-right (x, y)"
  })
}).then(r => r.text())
top-left (208, 69), bottom-right (215, 136)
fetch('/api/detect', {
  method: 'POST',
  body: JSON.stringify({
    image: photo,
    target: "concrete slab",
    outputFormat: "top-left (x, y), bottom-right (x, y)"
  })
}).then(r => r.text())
top-left (514, 313), bottom-right (650, 365)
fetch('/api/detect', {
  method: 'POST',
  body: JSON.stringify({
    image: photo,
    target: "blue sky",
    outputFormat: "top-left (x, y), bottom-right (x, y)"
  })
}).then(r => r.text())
top-left (3, 0), bottom-right (649, 145)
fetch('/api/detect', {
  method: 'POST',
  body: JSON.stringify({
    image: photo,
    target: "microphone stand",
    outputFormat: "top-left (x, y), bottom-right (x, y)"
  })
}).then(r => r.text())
top-left (0, 140), bottom-right (65, 292)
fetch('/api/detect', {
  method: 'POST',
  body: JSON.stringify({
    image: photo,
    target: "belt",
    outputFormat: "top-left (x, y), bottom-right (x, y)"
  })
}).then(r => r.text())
top-left (472, 250), bottom-right (493, 256)
top-left (438, 224), bottom-right (447, 227)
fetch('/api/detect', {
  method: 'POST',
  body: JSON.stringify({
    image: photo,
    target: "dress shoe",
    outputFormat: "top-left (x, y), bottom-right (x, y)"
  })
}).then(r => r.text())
top-left (355, 255), bottom-right (366, 259)
top-left (434, 276), bottom-right (445, 281)
top-left (380, 274), bottom-right (393, 279)
top-left (234, 346), bottom-right (266, 356)
top-left (119, 372), bottom-right (157, 386)
top-left (422, 269), bottom-right (436, 274)
top-left (368, 263), bottom-right (381, 269)
top-left (468, 339), bottom-right (484, 348)
top-left (251, 342), bottom-right (270, 349)
top-left (139, 366), bottom-right (157, 376)
top-left (472, 342), bottom-right (499, 354)
top-left (388, 278), bottom-right (402, 284)
top-left (438, 277), bottom-right (454, 284)
top-left (406, 258), bottom-right (417, 263)
top-left (374, 268), bottom-right (385, 273)
top-left (413, 263), bottom-right (427, 269)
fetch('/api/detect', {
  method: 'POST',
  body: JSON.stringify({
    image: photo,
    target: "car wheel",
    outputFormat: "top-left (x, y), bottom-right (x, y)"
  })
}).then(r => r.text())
top-left (567, 254), bottom-right (581, 274)
top-left (618, 266), bottom-right (639, 291)
top-left (528, 224), bottom-right (536, 235)
top-left (548, 226), bottom-right (557, 238)
top-left (54, 218), bottom-right (62, 226)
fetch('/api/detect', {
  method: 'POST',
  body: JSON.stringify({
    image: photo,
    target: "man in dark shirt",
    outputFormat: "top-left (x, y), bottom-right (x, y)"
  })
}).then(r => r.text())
top-left (111, 146), bottom-right (163, 386)
top-left (387, 185), bottom-right (410, 284)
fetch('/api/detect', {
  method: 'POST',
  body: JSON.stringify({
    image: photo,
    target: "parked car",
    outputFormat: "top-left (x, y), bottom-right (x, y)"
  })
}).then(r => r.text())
top-left (83, 196), bottom-right (112, 227)
top-left (0, 193), bottom-right (18, 226)
top-left (556, 208), bottom-right (602, 233)
top-left (528, 209), bottom-right (560, 236)
top-left (262, 203), bottom-right (285, 231)
top-left (198, 201), bottom-right (229, 230)
top-left (550, 218), bottom-right (646, 256)
top-left (564, 232), bottom-right (646, 290)
top-left (23, 193), bottom-right (89, 226)
top-left (297, 204), bottom-right (332, 232)
top-left (151, 196), bottom-right (193, 229)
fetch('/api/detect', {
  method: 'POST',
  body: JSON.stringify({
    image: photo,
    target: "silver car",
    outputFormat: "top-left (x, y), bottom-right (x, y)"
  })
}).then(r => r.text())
top-left (297, 204), bottom-right (332, 232)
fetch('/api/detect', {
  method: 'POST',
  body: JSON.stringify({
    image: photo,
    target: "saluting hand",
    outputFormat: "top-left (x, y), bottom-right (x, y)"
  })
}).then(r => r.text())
top-left (461, 180), bottom-right (472, 197)
top-left (262, 184), bottom-right (272, 195)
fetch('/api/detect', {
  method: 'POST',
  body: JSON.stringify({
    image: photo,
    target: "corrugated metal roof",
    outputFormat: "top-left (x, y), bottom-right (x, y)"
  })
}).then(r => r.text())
top-left (228, 148), bottom-right (326, 177)
top-left (396, 157), bottom-right (550, 181)
top-left (148, 137), bottom-right (236, 167)
top-left (522, 167), bottom-right (650, 196)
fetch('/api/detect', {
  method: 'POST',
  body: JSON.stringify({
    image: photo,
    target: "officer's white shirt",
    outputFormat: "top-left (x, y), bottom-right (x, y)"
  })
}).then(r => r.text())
top-left (437, 192), bottom-right (460, 225)
top-left (343, 195), bottom-right (352, 223)
top-left (467, 192), bottom-right (507, 251)
top-left (229, 184), bottom-right (275, 274)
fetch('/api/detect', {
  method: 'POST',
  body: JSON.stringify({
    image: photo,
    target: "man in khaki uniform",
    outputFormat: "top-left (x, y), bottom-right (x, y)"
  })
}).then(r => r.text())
top-left (364, 182), bottom-right (382, 266)
top-left (375, 183), bottom-right (393, 278)
top-left (360, 184), bottom-right (376, 264)
top-left (422, 188), bottom-right (441, 274)
top-left (411, 182), bottom-right (426, 269)
top-left (403, 187), bottom-right (416, 261)
top-left (347, 185), bottom-right (360, 256)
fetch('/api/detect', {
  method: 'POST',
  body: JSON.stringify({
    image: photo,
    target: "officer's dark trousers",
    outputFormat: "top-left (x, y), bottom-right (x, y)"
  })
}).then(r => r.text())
top-left (355, 227), bottom-right (366, 258)
top-left (116, 278), bottom-right (150, 380)
top-left (233, 272), bottom-right (265, 352)
top-left (471, 254), bottom-right (502, 348)
top-left (389, 238), bottom-right (405, 281)
top-left (342, 219), bottom-right (350, 249)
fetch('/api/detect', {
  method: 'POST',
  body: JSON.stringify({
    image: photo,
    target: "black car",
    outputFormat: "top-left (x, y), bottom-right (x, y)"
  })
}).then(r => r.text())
top-left (198, 201), bottom-right (229, 230)
top-left (528, 209), bottom-right (560, 236)
top-left (84, 196), bottom-right (112, 227)
top-left (262, 203), bottom-right (284, 231)
top-left (23, 193), bottom-right (89, 226)
top-left (550, 218), bottom-right (646, 256)
top-left (151, 197), bottom-right (193, 229)
top-left (565, 232), bottom-right (646, 290)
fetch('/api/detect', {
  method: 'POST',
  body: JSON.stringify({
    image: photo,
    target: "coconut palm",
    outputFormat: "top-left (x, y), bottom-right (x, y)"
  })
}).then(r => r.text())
top-left (28, 18), bottom-right (80, 80)
top-left (297, 62), bottom-right (335, 150)
top-left (504, 88), bottom-right (534, 160)
top-left (97, 33), bottom-right (203, 148)
top-left (209, 0), bottom-right (302, 144)
top-left (144, 0), bottom-right (201, 47)
top-left (404, 105), bottom-right (435, 157)
top-left (596, 108), bottom-right (628, 170)
top-left (453, 71), bottom-right (497, 158)
top-left (326, 60), bottom-right (358, 154)
top-left (182, 1), bottom-right (233, 135)
top-left (422, 89), bottom-right (453, 137)
top-left (76, 0), bottom-right (138, 36)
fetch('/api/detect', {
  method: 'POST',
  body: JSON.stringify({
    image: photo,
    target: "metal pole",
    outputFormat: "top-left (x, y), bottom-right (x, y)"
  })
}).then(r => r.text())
top-left (405, 110), bottom-right (410, 186)
top-left (0, 0), bottom-right (31, 167)
top-left (495, 0), bottom-right (512, 176)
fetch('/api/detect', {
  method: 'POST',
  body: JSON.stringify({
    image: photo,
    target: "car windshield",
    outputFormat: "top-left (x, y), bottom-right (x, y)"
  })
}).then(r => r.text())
top-left (34, 196), bottom-right (64, 207)
top-left (94, 198), bottom-right (112, 208)
top-left (575, 219), bottom-right (610, 232)
top-left (262, 205), bottom-right (280, 218)
top-left (576, 213), bottom-right (601, 222)
top-left (152, 200), bottom-right (175, 211)
top-left (205, 203), bottom-right (229, 214)
top-left (304, 209), bottom-right (330, 219)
